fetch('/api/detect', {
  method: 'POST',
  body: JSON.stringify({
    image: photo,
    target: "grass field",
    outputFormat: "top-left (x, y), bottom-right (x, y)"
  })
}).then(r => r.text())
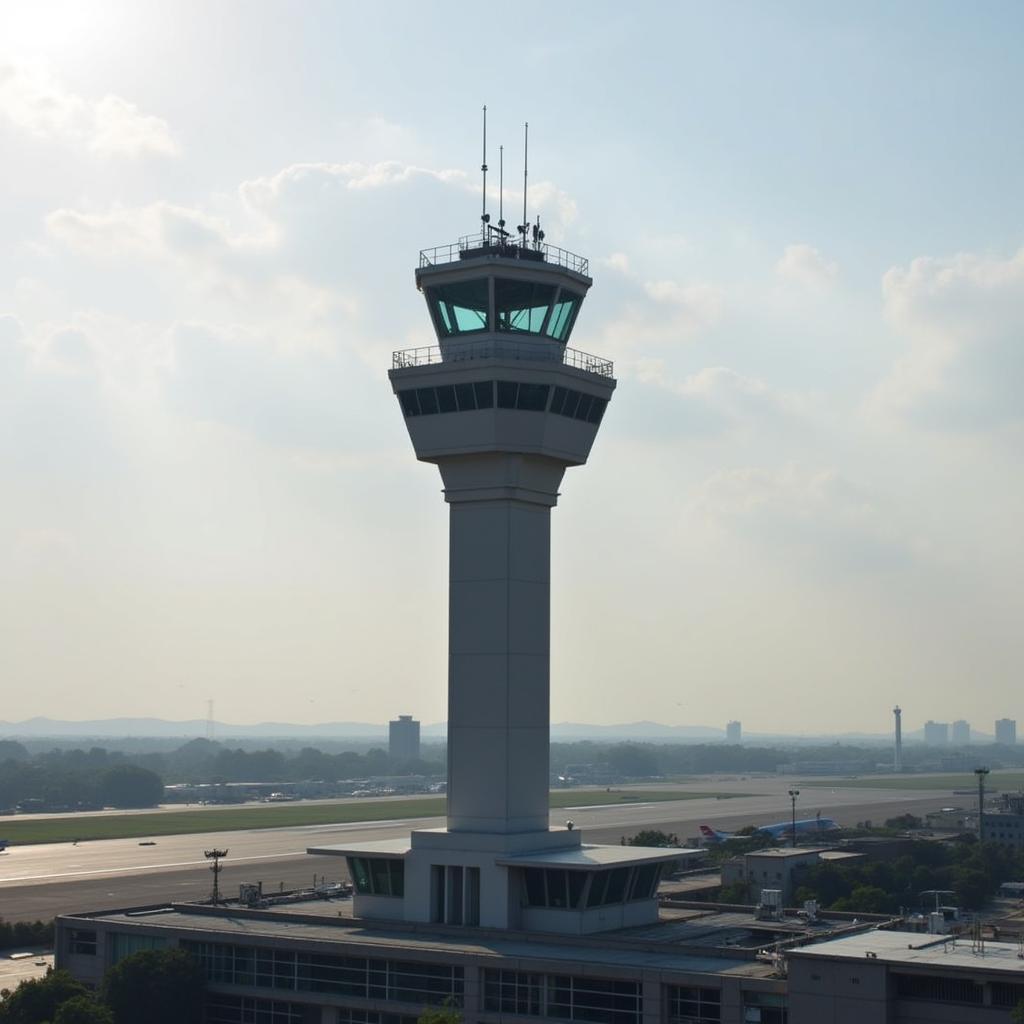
top-left (800, 771), bottom-right (1024, 791)
top-left (0, 789), bottom-right (736, 846)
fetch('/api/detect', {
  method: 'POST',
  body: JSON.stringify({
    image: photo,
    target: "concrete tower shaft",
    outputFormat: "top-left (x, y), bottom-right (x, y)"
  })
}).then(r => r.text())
top-left (893, 705), bottom-right (903, 772)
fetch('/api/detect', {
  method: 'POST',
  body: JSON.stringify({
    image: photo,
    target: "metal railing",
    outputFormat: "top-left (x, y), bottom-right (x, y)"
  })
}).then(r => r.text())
top-left (419, 233), bottom-right (589, 277)
top-left (392, 339), bottom-right (613, 378)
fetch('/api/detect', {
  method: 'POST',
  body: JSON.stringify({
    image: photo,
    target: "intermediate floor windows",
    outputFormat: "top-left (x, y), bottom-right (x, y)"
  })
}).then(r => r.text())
top-left (397, 380), bottom-right (606, 424)
top-left (667, 985), bottom-right (721, 1023)
top-left (206, 995), bottom-right (309, 1023)
top-left (183, 941), bottom-right (462, 1007)
top-left (483, 969), bottom-right (641, 1024)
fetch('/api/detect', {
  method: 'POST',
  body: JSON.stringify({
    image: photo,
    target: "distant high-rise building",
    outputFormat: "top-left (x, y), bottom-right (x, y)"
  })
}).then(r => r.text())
top-left (726, 720), bottom-right (742, 744)
top-left (893, 706), bottom-right (903, 772)
top-left (388, 714), bottom-right (421, 763)
top-left (951, 720), bottom-right (970, 745)
top-left (924, 720), bottom-right (949, 746)
top-left (996, 719), bottom-right (1017, 746)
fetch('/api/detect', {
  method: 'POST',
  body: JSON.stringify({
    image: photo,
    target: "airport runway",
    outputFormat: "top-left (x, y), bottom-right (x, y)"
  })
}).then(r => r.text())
top-left (0, 779), bottom-right (961, 922)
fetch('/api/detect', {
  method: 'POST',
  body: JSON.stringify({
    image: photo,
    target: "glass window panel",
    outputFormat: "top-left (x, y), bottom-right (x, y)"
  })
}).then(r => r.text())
top-left (550, 386), bottom-right (568, 415)
top-left (428, 281), bottom-right (489, 336)
top-left (389, 859), bottom-right (405, 898)
top-left (474, 381), bottom-right (494, 408)
top-left (349, 857), bottom-right (371, 894)
top-left (454, 383), bottom-right (476, 411)
top-left (567, 871), bottom-right (587, 908)
top-left (517, 383), bottom-right (550, 411)
top-left (586, 870), bottom-right (610, 908)
top-left (574, 394), bottom-right (594, 421)
top-left (495, 279), bottom-right (556, 333)
top-left (562, 390), bottom-right (582, 418)
top-left (524, 868), bottom-right (546, 906)
top-left (586, 397), bottom-right (607, 425)
top-left (398, 390), bottom-right (419, 417)
top-left (496, 381), bottom-right (518, 408)
top-left (605, 867), bottom-right (630, 904)
top-left (371, 858), bottom-right (391, 896)
top-left (416, 388), bottom-right (439, 415)
top-left (436, 385), bottom-right (457, 413)
top-left (546, 869), bottom-right (569, 908)
top-left (546, 293), bottom-right (582, 341)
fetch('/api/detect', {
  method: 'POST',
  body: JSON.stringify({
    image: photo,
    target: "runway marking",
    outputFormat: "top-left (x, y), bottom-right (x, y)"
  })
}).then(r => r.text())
top-left (0, 850), bottom-right (308, 885)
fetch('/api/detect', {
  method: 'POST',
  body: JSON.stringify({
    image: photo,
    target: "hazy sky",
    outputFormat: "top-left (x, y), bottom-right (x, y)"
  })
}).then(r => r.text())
top-left (2, 2), bottom-right (1022, 734)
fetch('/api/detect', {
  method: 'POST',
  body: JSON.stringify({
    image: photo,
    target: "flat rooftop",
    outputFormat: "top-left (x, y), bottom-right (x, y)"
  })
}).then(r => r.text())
top-left (496, 845), bottom-right (694, 869)
top-left (789, 929), bottom-right (1024, 974)
top-left (67, 902), bottom-right (779, 978)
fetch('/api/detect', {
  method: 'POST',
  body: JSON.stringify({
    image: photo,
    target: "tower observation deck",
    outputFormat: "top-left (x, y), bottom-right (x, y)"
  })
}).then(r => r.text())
top-left (311, 182), bottom-right (677, 935)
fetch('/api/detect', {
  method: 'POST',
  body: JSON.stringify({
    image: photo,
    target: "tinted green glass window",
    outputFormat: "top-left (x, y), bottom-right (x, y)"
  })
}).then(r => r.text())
top-left (371, 858), bottom-right (391, 895)
top-left (586, 870), bottom-right (610, 908)
top-left (348, 857), bottom-right (371, 894)
top-left (495, 279), bottom-right (556, 333)
top-left (389, 859), bottom-right (405, 898)
top-left (546, 869), bottom-right (569, 908)
top-left (474, 381), bottom-right (494, 408)
top-left (428, 280), bottom-right (489, 335)
top-left (605, 867), bottom-right (630, 903)
top-left (546, 292), bottom-right (582, 341)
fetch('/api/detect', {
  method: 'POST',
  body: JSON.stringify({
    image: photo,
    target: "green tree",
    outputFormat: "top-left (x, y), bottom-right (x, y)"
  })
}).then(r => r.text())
top-left (830, 885), bottom-right (893, 914)
top-left (101, 949), bottom-right (204, 1024)
top-left (1012, 998), bottom-right (1024, 1023)
top-left (98, 766), bottom-right (163, 809)
top-left (627, 830), bottom-right (679, 848)
top-left (0, 969), bottom-right (86, 1024)
top-left (417, 999), bottom-right (462, 1024)
top-left (54, 996), bottom-right (114, 1024)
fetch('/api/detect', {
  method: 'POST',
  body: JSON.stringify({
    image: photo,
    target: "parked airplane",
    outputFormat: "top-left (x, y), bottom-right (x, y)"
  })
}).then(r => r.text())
top-left (699, 816), bottom-right (840, 844)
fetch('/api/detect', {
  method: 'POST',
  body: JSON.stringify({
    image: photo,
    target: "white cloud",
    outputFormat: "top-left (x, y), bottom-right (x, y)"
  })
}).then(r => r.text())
top-left (872, 248), bottom-right (1024, 428)
top-left (776, 243), bottom-right (838, 287)
top-left (0, 61), bottom-right (178, 158)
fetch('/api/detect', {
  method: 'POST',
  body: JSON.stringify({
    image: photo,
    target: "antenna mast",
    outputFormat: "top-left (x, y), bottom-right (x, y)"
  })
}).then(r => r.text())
top-left (498, 145), bottom-right (504, 231)
top-left (480, 105), bottom-right (488, 237)
top-left (521, 121), bottom-right (529, 248)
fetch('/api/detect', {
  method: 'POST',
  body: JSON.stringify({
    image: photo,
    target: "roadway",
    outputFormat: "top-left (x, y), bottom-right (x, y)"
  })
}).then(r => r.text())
top-left (0, 779), bottom-right (961, 922)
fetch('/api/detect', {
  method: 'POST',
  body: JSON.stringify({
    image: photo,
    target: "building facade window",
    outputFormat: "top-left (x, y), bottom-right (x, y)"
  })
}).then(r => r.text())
top-left (396, 381), bottom-right (605, 425)
top-left (336, 1011), bottom-right (418, 1024)
top-left (482, 969), bottom-right (641, 1024)
top-left (206, 994), bottom-right (309, 1023)
top-left (68, 929), bottom-right (97, 956)
top-left (347, 857), bottom-right (405, 898)
top-left (667, 986), bottom-right (721, 1023)
top-left (183, 942), bottom-right (462, 1007)
top-left (894, 972), bottom-right (983, 1004)
top-left (521, 864), bottom-right (662, 911)
top-left (108, 932), bottom-right (167, 964)
top-left (741, 992), bottom-right (787, 1024)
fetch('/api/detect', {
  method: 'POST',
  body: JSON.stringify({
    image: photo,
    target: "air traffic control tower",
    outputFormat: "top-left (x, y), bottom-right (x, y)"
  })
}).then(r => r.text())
top-left (310, 166), bottom-right (679, 935)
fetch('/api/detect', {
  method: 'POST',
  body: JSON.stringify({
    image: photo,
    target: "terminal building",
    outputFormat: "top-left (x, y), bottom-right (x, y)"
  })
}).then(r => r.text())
top-left (53, 148), bottom-right (1024, 1024)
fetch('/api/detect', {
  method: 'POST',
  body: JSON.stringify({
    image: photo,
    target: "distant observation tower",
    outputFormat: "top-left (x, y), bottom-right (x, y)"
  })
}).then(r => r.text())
top-left (310, 117), bottom-right (678, 932)
top-left (893, 705), bottom-right (903, 773)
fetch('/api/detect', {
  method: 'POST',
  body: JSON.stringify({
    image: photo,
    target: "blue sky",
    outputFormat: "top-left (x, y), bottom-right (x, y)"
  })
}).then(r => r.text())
top-left (1, 1), bottom-right (1022, 734)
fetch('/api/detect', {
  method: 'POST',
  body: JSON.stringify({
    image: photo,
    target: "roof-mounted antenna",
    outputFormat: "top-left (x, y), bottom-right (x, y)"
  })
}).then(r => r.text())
top-left (519, 121), bottom-right (529, 248)
top-left (498, 144), bottom-right (505, 231)
top-left (480, 105), bottom-right (489, 238)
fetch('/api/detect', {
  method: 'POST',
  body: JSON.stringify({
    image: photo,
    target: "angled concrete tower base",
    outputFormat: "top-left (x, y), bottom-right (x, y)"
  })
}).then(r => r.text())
top-left (311, 233), bottom-right (680, 934)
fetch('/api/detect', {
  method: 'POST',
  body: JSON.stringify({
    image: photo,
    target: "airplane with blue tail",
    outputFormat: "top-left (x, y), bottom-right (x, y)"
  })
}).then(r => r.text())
top-left (699, 816), bottom-right (840, 844)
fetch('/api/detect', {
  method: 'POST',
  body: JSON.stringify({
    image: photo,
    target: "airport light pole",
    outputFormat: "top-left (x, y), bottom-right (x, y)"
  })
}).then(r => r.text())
top-left (974, 767), bottom-right (989, 843)
top-left (205, 848), bottom-right (228, 905)
top-left (788, 789), bottom-right (800, 848)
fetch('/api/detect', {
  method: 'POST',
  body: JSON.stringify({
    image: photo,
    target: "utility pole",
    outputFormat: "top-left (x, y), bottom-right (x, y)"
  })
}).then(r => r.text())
top-left (205, 848), bottom-right (229, 905)
top-left (974, 767), bottom-right (990, 842)
top-left (788, 789), bottom-right (800, 848)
